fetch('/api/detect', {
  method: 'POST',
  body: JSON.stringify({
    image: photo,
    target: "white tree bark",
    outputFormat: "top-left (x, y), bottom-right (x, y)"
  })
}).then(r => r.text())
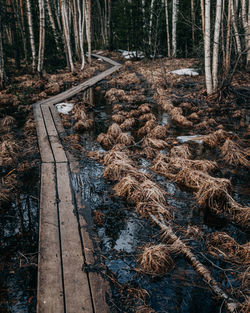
top-left (241, 0), bottom-right (250, 67)
top-left (247, 0), bottom-right (250, 67)
top-left (46, 0), bottom-right (60, 51)
top-left (0, 14), bottom-right (5, 89)
top-left (85, 0), bottom-right (92, 64)
top-left (172, 0), bottom-right (179, 57)
top-left (61, 0), bottom-right (74, 72)
top-left (76, 0), bottom-right (85, 70)
top-left (37, 0), bottom-right (45, 74)
top-left (230, 0), bottom-right (242, 56)
top-left (212, 0), bottom-right (222, 90)
top-left (26, 0), bottom-right (36, 71)
top-left (163, 0), bottom-right (171, 57)
top-left (204, 0), bottom-right (213, 94)
top-left (149, 0), bottom-right (156, 48)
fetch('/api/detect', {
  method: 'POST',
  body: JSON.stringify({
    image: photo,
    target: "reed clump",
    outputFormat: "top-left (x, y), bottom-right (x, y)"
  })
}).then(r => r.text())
top-left (138, 244), bottom-right (174, 275)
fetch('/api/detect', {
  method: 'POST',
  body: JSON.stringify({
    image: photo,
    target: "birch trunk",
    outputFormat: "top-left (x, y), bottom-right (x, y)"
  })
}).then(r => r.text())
top-left (212, 0), bottom-right (222, 90)
top-left (60, 0), bottom-right (74, 72)
top-left (85, 0), bottom-right (92, 64)
top-left (230, 0), bottom-right (242, 56)
top-left (76, 0), bottom-right (85, 69)
top-left (204, 0), bottom-right (213, 94)
top-left (225, 0), bottom-right (232, 72)
top-left (72, 0), bottom-right (80, 59)
top-left (0, 14), bottom-right (5, 89)
top-left (247, 0), bottom-right (250, 67)
top-left (149, 0), bottom-right (156, 48)
top-left (172, 0), bottom-right (179, 57)
top-left (46, 0), bottom-right (60, 51)
top-left (37, 0), bottom-right (45, 74)
top-left (26, 0), bottom-right (36, 71)
top-left (163, 0), bottom-right (171, 57)
top-left (200, 0), bottom-right (205, 37)
top-left (191, 0), bottom-right (195, 44)
top-left (241, 0), bottom-right (250, 67)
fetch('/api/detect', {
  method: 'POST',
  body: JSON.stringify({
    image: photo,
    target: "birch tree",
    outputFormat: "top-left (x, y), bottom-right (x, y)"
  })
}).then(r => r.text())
top-left (85, 0), bottom-right (92, 64)
top-left (163, 0), bottom-right (171, 57)
top-left (172, 0), bottom-right (179, 57)
top-left (212, 0), bottom-right (222, 90)
top-left (0, 12), bottom-right (5, 89)
top-left (204, 0), bottom-right (213, 94)
top-left (37, 0), bottom-right (45, 74)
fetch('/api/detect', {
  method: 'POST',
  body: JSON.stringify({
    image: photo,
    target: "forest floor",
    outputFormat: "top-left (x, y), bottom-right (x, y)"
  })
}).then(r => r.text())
top-left (0, 52), bottom-right (249, 313)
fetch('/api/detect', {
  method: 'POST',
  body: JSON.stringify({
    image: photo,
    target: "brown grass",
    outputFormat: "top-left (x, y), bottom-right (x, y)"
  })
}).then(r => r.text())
top-left (74, 108), bottom-right (88, 121)
top-left (128, 109), bottom-right (141, 118)
top-left (116, 132), bottom-right (134, 145)
top-left (221, 139), bottom-right (250, 168)
top-left (138, 244), bottom-right (174, 275)
top-left (150, 125), bottom-right (167, 139)
top-left (87, 151), bottom-right (105, 162)
top-left (206, 232), bottom-right (250, 264)
top-left (137, 120), bottom-right (157, 136)
top-left (73, 119), bottom-right (93, 132)
top-left (161, 100), bottom-right (174, 111)
top-left (112, 104), bottom-right (123, 112)
top-left (138, 104), bottom-right (151, 113)
top-left (113, 175), bottom-right (140, 199)
top-left (96, 133), bottom-right (114, 150)
top-left (131, 179), bottom-right (166, 204)
top-left (136, 201), bottom-right (171, 219)
top-left (103, 150), bottom-right (131, 165)
top-left (111, 143), bottom-right (127, 151)
top-left (112, 114), bottom-right (125, 124)
top-left (142, 137), bottom-right (169, 150)
top-left (0, 139), bottom-right (20, 166)
top-left (103, 159), bottom-right (136, 180)
top-left (203, 129), bottom-right (228, 147)
top-left (1, 116), bottom-right (16, 129)
top-left (169, 144), bottom-right (191, 159)
top-left (169, 108), bottom-right (193, 127)
top-left (136, 305), bottom-right (156, 313)
top-left (139, 113), bottom-right (156, 122)
top-left (141, 147), bottom-right (159, 159)
top-left (120, 118), bottom-right (136, 131)
top-left (107, 123), bottom-right (122, 138)
top-left (23, 118), bottom-right (36, 135)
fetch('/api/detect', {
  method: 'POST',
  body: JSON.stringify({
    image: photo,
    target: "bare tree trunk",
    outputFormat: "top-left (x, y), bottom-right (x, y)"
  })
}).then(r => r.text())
top-left (72, 0), bottom-right (80, 59)
top-left (163, 0), bottom-right (171, 57)
top-left (212, 0), bottom-right (222, 90)
top-left (85, 0), bottom-right (91, 64)
top-left (241, 0), bottom-right (250, 67)
top-left (247, 0), bottom-right (250, 67)
top-left (16, 0), bottom-right (28, 66)
top-left (191, 0), bottom-right (195, 44)
top-left (204, 0), bottom-right (213, 94)
top-left (76, 0), bottom-right (85, 70)
top-left (96, 0), bottom-right (106, 46)
top-left (200, 0), bottom-right (205, 37)
top-left (172, 0), bottom-right (179, 57)
top-left (0, 13), bottom-right (5, 89)
top-left (37, 0), bottom-right (45, 74)
top-left (221, 0), bottom-right (226, 65)
top-left (230, 0), bottom-right (242, 56)
top-left (60, 0), bottom-right (74, 72)
top-left (46, 0), bottom-right (60, 51)
top-left (26, 0), bottom-right (36, 72)
top-left (149, 0), bottom-right (156, 49)
top-left (225, 0), bottom-right (232, 72)
top-left (150, 214), bottom-right (238, 313)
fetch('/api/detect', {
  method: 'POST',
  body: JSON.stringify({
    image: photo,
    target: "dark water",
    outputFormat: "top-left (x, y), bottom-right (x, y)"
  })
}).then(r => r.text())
top-left (0, 177), bottom-right (39, 313)
top-left (65, 88), bottom-right (250, 313)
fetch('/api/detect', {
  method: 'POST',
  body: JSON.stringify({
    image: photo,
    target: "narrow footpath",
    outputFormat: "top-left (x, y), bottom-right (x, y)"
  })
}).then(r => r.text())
top-left (33, 55), bottom-right (121, 313)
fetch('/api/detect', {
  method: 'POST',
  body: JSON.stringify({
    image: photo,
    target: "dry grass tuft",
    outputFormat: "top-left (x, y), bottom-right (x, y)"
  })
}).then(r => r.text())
top-left (169, 144), bottom-right (191, 159)
top-left (111, 143), bottom-right (127, 151)
top-left (103, 150), bottom-right (131, 165)
top-left (107, 123), bottom-right (122, 138)
top-left (113, 175), bottom-right (140, 199)
top-left (141, 147), bottom-right (159, 159)
top-left (138, 103), bottom-right (151, 113)
top-left (136, 305), bottom-right (156, 313)
top-left (116, 132), bottom-right (134, 145)
top-left (112, 114), bottom-right (125, 124)
top-left (0, 139), bottom-right (20, 166)
top-left (206, 232), bottom-right (250, 264)
top-left (120, 118), bottom-right (136, 131)
top-left (139, 113), bottom-right (156, 122)
top-left (221, 139), bottom-right (250, 168)
top-left (131, 179), bottom-right (166, 204)
top-left (169, 107), bottom-right (193, 127)
top-left (150, 125), bottom-right (167, 139)
top-left (161, 100), bottom-right (174, 111)
top-left (103, 159), bottom-right (136, 180)
top-left (137, 120), bottom-right (157, 136)
top-left (24, 118), bottom-right (36, 135)
top-left (203, 129), bottom-right (228, 147)
top-left (112, 104), bottom-right (123, 112)
top-left (97, 133), bottom-right (114, 150)
top-left (138, 244), bottom-right (174, 275)
top-left (128, 109), bottom-right (141, 118)
top-left (142, 137), bottom-right (169, 150)
top-left (136, 201), bottom-right (171, 219)
top-left (73, 119), bottom-right (93, 132)
top-left (1, 116), bottom-right (16, 129)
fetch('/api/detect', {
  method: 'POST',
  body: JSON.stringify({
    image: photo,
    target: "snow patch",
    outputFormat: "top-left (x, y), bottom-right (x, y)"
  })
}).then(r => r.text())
top-left (177, 135), bottom-right (203, 144)
top-left (170, 68), bottom-right (199, 76)
top-left (118, 50), bottom-right (145, 59)
top-left (55, 102), bottom-right (74, 115)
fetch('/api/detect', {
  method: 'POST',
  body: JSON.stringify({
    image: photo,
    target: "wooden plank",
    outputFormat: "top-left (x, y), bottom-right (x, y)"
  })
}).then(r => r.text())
top-left (69, 162), bottom-right (111, 313)
top-left (33, 104), bottom-right (54, 163)
top-left (37, 163), bottom-right (64, 313)
top-left (41, 105), bottom-right (67, 163)
top-left (92, 53), bottom-right (121, 66)
top-left (56, 162), bottom-right (93, 313)
top-left (49, 104), bottom-right (65, 135)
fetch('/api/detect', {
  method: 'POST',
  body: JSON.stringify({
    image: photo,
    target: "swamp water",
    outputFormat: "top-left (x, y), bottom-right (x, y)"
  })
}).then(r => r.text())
top-left (65, 89), bottom-right (250, 313)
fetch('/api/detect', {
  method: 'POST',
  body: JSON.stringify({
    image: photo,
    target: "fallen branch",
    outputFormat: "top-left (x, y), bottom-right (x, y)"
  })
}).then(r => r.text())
top-left (150, 213), bottom-right (239, 313)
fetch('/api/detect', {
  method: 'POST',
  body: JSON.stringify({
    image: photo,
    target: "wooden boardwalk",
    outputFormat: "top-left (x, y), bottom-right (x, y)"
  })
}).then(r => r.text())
top-left (33, 55), bottom-right (121, 313)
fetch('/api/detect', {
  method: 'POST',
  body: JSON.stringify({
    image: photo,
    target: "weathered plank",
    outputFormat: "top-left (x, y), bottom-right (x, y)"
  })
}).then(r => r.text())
top-left (56, 162), bottom-right (93, 313)
top-left (37, 163), bottom-right (64, 313)
top-left (69, 162), bottom-right (111, 313)
top-left (41, 105), bottom-right (67, 163)
top-left (33, 104), bottom-right (54, 163)
top-left (92, 53), bottom-right (121, 66)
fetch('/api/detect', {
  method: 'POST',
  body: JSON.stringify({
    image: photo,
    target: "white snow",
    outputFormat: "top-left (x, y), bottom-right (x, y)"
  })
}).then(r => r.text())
top-left (118, 49), bottom-right (145, 59)
top-left (55, 102), bottom-right (74, 114)
top-left (177, 135), bottom-right (203, 144)
top-left (170, 68), bottom-right (199, 76)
